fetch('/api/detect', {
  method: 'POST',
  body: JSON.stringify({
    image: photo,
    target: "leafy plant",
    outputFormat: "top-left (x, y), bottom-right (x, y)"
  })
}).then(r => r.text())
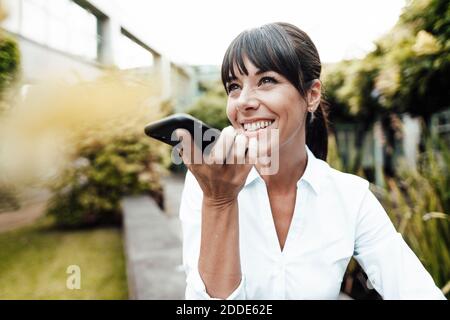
top-left (324, 0), bottom-right (449, 121)
top-left (186, 80), bottom-right (230, 130)
top-left (0, 34), bottom-right (19, 106)
top-left (336, 135), bottom-right (450, 299)
top-left (374, 136), bottom-right (449, 294)
top-left (46, 133), bottom-right (166, 228)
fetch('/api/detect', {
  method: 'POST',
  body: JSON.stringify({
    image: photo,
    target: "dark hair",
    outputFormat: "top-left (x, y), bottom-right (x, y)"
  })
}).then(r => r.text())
top-left (221, 22), bottom-right (329, 161)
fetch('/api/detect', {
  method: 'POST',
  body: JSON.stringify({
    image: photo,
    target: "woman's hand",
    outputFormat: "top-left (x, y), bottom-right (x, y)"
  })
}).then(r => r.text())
top-left (175, 126), bottom-right (257, 206)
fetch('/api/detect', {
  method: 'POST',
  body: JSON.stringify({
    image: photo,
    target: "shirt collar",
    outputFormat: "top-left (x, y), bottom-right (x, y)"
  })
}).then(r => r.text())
top-left (300, 145), bottom-right (325, 194)
top-left (244, 144), bottom-right (326, 195)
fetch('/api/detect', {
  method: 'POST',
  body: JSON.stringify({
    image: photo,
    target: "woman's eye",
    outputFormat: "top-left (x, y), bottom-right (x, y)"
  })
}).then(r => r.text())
top-left (227, 83), bottom-right (240, 92)
top-left (259, 77), bottom-right (277, 85)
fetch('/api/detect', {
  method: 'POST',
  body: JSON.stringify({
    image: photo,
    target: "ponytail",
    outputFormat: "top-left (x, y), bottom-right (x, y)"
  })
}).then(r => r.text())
top-left (306, 99), bottom-right (330, 161)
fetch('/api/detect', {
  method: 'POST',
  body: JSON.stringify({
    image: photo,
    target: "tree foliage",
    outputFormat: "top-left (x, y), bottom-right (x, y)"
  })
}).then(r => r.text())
top-left (186, 80), bottom-right (230, 130)
top-left (0, 35), bottom-right (19, 94)
top-left (323, 0), bottom-right (449, 121)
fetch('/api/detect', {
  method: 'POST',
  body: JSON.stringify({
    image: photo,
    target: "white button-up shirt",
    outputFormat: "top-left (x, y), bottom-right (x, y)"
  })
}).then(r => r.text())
top-left (179, 145), bottom-right (445, 300)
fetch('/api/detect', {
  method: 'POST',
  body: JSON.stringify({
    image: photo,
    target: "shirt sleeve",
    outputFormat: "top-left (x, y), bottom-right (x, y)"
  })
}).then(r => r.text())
top-left (179, 170), bottom-right (246, 300)
top-left (353, 187), bottom-right (446, 300)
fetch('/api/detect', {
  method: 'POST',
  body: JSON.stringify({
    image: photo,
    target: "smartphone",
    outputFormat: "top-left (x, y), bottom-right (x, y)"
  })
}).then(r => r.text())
top-left (144, 113), bottom-right (221, 153)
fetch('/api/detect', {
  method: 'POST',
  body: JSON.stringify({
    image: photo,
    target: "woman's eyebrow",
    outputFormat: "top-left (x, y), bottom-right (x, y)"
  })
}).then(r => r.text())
top-left (228, 69), bottom-right (271, 82)
top-left (254, 69), bottom-right (268, 76)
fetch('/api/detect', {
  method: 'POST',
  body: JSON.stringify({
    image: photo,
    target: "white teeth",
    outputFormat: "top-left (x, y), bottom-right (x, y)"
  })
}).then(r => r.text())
top-left (243, 120), bottom-right (274, 131)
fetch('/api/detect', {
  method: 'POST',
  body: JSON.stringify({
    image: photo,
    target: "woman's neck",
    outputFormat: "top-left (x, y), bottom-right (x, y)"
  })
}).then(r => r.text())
top-left (257, 139), bottom-right (308, 196)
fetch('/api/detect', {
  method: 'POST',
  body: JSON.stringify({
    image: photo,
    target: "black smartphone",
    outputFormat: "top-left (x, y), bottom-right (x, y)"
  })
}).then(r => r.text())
top-left (144, 113), bottom-right (220, 153)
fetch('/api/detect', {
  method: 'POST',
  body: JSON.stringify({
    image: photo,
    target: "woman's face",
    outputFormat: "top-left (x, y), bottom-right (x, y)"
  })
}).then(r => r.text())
top-left (226, 56), bottom-right (317, 156)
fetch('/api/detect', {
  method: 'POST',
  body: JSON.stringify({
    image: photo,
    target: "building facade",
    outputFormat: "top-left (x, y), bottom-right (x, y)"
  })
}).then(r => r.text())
top-left (1, 0), bottom-right (198, 111)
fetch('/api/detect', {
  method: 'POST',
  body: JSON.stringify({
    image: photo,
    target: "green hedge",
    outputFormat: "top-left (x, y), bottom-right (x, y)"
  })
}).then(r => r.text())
top-left (0, 34), bottom-right (19, 94)
top-left (46, 133), bottom-right (165, 228)
top-left (186, 80), bottom-right (230, 130)
top-left (0, 34), bottom-right (20, 208)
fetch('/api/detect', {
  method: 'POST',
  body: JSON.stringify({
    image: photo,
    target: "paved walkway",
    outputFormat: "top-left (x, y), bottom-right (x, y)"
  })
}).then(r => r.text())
top-left (122, 172), bottom-right (186, 300)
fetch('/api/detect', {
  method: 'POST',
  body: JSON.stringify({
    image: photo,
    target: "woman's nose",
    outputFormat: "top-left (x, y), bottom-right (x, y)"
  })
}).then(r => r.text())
top-left (236, 87), bottom-right (259, 112)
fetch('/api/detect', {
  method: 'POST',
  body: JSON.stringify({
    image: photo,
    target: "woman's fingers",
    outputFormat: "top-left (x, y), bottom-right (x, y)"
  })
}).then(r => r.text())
top-left (175, 126), bottom-right (260, 167)
top-left (208, 126), bottom-right (236, 165)
top-left (226, 133), bottom-right (247, 164)
top-left (245, 137), bottom-right (258, 165)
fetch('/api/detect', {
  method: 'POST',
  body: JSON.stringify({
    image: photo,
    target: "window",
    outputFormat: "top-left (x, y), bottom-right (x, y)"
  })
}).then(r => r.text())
top-left (20, 0), bottom-right (101, 61)
top-left (117, 30), bottom-right (154, 70)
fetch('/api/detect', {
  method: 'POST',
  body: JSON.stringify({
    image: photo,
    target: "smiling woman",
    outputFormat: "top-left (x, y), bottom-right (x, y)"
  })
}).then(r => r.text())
top-left (175, 22), bottom-right (445, 300)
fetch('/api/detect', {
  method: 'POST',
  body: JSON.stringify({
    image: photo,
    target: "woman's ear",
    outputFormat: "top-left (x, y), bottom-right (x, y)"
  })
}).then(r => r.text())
top-left (306, 79), bottom-right (322, 111)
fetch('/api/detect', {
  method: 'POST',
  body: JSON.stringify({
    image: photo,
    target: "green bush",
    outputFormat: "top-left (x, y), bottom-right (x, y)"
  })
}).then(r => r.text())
top-left (46, 133), bottom-right (166, 228)
top-left (0, 34), bottom-right (20, 115)
top-left (186, 80), bottom-right (230, 130)
top-left (0, 35), bottom-right (20, 208)
top-left (0, 35), bottom-right (19, 93)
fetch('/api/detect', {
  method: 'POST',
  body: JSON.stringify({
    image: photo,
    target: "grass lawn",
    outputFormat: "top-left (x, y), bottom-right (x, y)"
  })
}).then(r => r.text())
top-left (0, 216), bottom-right (128, 299)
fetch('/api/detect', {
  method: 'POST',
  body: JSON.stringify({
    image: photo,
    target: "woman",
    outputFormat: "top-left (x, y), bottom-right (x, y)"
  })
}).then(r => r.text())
top-left (174, 22), bottom-right (445, 300)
